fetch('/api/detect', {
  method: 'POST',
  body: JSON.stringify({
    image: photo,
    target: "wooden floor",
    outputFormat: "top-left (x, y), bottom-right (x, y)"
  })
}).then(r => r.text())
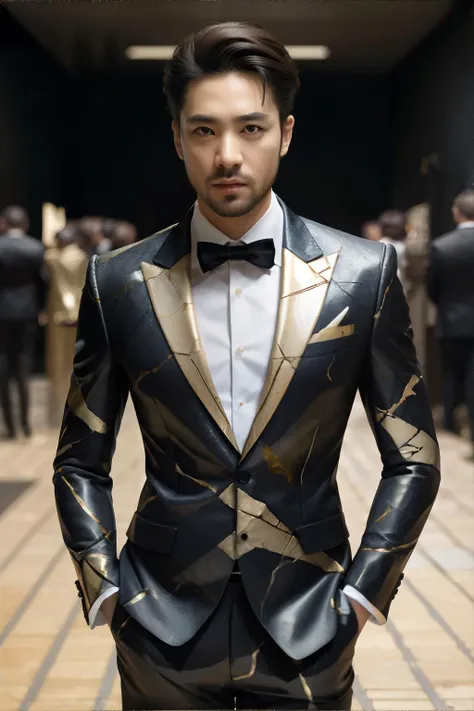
top-left (0, 380), bottom-right (473, 711)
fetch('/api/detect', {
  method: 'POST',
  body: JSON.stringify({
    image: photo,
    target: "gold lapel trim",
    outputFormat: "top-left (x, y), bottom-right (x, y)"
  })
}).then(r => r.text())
top-left (240, 249), bottom-right (340, 460)
top-left (141, 259), bottom-right (239, 451)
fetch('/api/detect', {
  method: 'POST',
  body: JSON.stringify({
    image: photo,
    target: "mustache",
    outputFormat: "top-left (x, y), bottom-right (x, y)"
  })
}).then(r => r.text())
top-left (208, 168), bottom-right (248, 182)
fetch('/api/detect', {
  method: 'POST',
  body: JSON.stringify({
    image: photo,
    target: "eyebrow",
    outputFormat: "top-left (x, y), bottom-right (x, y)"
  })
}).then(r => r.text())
top-left (185, 112), bottom-right (269, 124)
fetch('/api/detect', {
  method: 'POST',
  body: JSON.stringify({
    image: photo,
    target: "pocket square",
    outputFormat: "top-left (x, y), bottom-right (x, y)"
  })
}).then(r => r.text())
top-left (309, 323), bottom-right (355, 344)
top-left (309, 306), bottom-right (356, 344)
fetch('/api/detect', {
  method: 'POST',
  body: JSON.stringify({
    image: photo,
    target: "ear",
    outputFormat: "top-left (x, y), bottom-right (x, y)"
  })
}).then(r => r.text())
top-left (280, 115), bottom-right (295, 158)
top-left (172, 120), bottom-right (184, 161)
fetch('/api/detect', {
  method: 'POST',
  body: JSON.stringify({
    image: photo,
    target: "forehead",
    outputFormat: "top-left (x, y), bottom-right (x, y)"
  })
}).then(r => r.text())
top-left (181, 71), bottom-right (278, 120)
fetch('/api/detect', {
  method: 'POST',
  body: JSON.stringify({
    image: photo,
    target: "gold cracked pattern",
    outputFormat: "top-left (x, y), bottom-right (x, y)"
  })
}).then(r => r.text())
top-left (380, 415), bottom-right (440, 468)
top-left (142, 259), bottom-right (239, 450)
top-left (240, 250), bottom-right (339, 459)
top-left (360, 537), bottom-right (418, 554)
top-left (126, 590), bottom-right (149, 606)
top-left (61, 475), bottom-right (111, 539)
top-left (376, 375), bottom-right (420, 422)
top-left (176, 463), bottom-right (218, 493)
top-left (135, 354), bottom-right (174, 388)
top-left (299, 673), bottom-right (313, 702)
top-left (375, 505), bottom-right (393, 524)
top-left (217, 486), bottom-right (343, 573)
top-left (231, 644), bottom-right (263, 681)
top-left (374, 279), bottom-right (393, 320)
top-left (67, 377), bottom-right (108, 434)
top-left (263, 445), bottom-right (294, 483)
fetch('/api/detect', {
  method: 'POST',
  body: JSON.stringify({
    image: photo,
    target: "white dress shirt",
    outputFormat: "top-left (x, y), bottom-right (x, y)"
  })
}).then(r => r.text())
top-left (91, 191), bottom-right (385, 627)
top-left (457, 221), bottom-right (474, 230)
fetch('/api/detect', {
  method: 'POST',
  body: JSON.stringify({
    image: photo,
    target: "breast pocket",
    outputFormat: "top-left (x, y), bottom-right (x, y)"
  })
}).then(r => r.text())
top-left (304, 329), bottom-right (359, 358)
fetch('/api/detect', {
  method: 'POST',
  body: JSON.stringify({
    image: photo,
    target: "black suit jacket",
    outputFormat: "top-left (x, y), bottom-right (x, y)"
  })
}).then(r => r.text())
top-left (427, 226), bottom-right (474, 339)
top-left (53, 199), bottom-right (440, 660)
top-left (0, 232), bottom-right (47, 322)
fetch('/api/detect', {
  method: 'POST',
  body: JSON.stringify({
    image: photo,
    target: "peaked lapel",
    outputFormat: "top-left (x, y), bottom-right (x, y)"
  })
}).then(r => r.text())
top-left (141, 214), bottom-right (239, 452)
top-left (240, 205), bottom-right (340, 460)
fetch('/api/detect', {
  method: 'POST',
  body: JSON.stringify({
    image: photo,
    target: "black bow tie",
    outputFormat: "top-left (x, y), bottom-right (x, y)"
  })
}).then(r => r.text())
top-left (197, 238), bottom-right (275, 273)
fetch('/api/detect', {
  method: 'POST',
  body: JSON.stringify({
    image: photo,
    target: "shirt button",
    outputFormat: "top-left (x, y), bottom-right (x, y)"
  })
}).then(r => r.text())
top-left (238, 471), bottom-right (251, 484)
top-left (239, 401), bottom-right (244, 407)
top-left (235, 346), bottom-right (244, 356)
top-left (235, 288), bottom-right (242, 297)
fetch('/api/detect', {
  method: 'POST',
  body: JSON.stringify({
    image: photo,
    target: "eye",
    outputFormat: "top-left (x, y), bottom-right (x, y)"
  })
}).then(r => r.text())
top-left (194, 127), bottom-right (214, 136)
top-left (243, 125), bottom-right (263, 135)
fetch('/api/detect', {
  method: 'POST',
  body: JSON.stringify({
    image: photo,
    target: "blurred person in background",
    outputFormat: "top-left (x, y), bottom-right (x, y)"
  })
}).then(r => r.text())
top-left (378, 209), bottom-right (407, 288)
top-left (361, 219), bottom-right (382, 241)
top-left (78, 216), bottom-right (111, 256)
top-left (44, 223), bottom-right (89, 427)
top-left (427, 190), bottom-right (474, 458)
top-left (52, 21), bottom-right (440, 711)
top-left (110, 220), bottom-right (138, 250)
top-left (0, 205), bottom-right (47, 438)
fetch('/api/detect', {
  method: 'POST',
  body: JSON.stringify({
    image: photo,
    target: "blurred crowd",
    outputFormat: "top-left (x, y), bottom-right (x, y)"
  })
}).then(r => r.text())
top-left (1, 193), bottom-right (473, 459)
top-left (0, 206), bottom-right (138, 437)
top-left (362, 190), bottom-right (474, 458)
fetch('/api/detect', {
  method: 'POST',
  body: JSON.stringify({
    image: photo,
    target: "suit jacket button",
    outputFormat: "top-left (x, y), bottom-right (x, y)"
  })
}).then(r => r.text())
top-left (241, 533), bottom-right (249, 541)
top-left (238, 471), bottom-right (251, 484)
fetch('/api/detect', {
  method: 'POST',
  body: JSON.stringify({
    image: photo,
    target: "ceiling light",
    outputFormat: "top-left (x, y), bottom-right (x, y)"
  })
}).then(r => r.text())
top-left (125, 45), bottom-right (331, 61)
top-left (286, 46), bottom-right (331, 60)
top-left (126, 46), bottom-right (176, 60)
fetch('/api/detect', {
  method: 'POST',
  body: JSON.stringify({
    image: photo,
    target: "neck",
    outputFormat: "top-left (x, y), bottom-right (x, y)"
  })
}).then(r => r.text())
top-left (197, 191), bottom-right (272, 241)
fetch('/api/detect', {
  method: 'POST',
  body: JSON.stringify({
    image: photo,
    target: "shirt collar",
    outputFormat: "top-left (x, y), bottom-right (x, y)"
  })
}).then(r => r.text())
top-left (457, 221), bottom-right (474, 230)
top-left (191, 190), bottom-right (283, 271)
top-left (6, 228), bottom-right (25, 238)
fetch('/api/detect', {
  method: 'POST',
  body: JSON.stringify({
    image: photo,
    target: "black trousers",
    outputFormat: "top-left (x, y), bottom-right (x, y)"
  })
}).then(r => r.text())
top-left (0, 320), bottom-right (37, 435)
top-left (440, 337), bottom-right (474, 442)
top-left (111, 578), bottom-right (359, 710)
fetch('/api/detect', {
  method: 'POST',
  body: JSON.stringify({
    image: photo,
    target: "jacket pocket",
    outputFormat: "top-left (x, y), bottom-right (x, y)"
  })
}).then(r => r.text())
top-left (126, 512), bottom-right (177, 554)
top-left (295, 512), bottom-right (349, 554)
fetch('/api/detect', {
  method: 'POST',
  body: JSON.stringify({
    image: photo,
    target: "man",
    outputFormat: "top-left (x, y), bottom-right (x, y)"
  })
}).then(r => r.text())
top-left (53, 22), bottom-right (440, 711)
top-left (0, 205), bottom-right (47, 438)
top-left (110, 220), bottom-right (138, 250)
top-left (378, 209), bottom-right (407, 289)
top-left (44, 223), bottom-right (88, 426)
top-left (360, 220), bottom-right (381, 242)
top-left (427, 190), bottom-right (474, 457)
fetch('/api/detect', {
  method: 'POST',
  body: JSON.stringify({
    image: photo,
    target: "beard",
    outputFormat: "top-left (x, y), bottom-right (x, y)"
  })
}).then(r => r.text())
top-left (187, 159), bottom-right (280, 219)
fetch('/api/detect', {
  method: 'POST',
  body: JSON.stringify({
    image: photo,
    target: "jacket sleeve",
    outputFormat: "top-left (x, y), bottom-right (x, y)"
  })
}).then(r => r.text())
top-left (344, 243), bottom-right (441, 619)
top-left (52, 255), bottom-right (129, 624)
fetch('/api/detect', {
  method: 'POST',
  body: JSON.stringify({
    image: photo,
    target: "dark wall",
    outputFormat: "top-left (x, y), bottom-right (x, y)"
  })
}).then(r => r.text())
top-left (66, 68), bottom-right (392, 238)
top-left (0, 7), bottom-right (69, 239)
top-left (391, 3), bottom-right (474, 236)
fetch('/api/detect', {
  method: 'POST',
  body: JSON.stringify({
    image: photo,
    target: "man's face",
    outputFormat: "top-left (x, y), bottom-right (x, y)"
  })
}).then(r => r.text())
top-left (173, 72), bottom-right (294, 219)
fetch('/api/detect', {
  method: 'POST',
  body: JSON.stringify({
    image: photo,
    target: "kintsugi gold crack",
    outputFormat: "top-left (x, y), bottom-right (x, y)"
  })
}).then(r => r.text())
top-left (67, 377), bottom-right (108, 434)
top-left (61, 475), bottom-right (111, 539)
top-left (374, 278), bottom-right (393, 320)
top-left (376, 375), bottom-right (420, 422)
top-left (231, 643), bottom-right (263, 681)
top-left (263, 445), bottom-right (293, 483)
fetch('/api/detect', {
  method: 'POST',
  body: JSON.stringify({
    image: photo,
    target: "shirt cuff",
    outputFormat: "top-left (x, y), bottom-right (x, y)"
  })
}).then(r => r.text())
top-left (343, 584), bottom-right (386, 625)
top-left (88, 586), bottom-right (119, 629)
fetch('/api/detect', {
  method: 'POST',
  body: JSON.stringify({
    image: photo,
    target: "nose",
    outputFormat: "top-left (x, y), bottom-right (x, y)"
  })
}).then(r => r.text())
top-left (215, 132), bottom-right (243, 171)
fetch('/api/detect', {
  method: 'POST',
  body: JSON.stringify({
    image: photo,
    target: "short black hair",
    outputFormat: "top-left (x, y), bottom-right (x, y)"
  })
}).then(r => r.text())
top-left (378, 210), bottom-right (407, 242)
top-left (1, 205), bottom-right (29, 231)
top-left (163, 21), bottom-right (300, 124)
top-left (454, 190), bottom-right (474, 221)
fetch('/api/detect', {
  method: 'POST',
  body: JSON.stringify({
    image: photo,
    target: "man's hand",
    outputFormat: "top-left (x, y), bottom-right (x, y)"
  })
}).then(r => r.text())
top-left (100, 591), bottom-right (118, 627)
top-left (347, 597), bottom-right (370, 634)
